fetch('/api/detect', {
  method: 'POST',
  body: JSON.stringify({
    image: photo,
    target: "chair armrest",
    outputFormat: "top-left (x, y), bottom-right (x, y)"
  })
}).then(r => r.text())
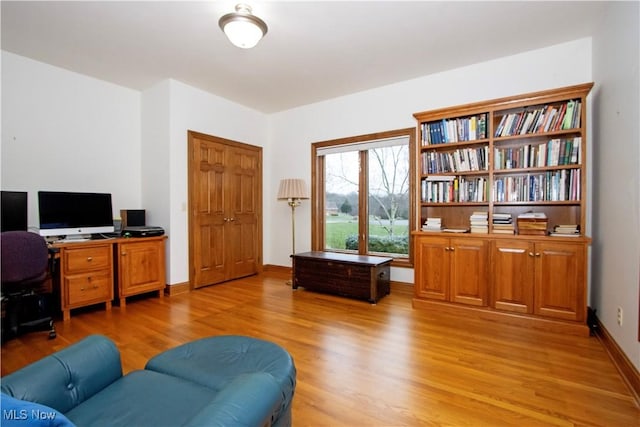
top-left (1, 335), bottom-right (123, 413)
top-left (183, 372), bottom-right (283, 427)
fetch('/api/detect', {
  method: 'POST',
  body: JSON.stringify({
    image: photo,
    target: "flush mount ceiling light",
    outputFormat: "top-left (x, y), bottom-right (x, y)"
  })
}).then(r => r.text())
top-left (218, 3), bottom-right (268, 49)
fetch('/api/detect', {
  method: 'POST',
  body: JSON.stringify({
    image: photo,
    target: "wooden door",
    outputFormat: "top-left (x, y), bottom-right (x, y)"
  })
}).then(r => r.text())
top-left (534, 241), bottom-right (585, 321)
top-left (413, 235), bottom-right (449, 301)
top-left (449, 238), bottom-right (488, 306)
top-left (491, 239), bottom-right (534, 313)
top-left (188, 131), bottom-right (262, 289)
top-left (225, 145), bottom-right (260, 279)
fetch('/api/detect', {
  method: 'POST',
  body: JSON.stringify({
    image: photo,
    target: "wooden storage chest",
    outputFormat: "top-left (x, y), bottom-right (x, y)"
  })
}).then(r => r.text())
top-left (292, 251), bottom-right (392, 303)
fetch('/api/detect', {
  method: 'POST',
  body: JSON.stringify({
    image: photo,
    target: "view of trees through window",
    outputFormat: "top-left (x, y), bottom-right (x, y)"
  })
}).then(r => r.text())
top-left (323, 141), bottom-right (410, 258)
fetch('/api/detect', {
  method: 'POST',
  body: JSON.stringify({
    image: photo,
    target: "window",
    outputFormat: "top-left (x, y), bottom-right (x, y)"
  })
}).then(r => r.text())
top-left (311, 128), bottom-right (415, 265)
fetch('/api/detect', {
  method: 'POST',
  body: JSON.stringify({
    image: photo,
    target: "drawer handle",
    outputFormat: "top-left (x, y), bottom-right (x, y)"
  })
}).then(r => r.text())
top-left (499, 248), bottom-right (525, 254)
top-left (378, 271), bottom-right (385, 278)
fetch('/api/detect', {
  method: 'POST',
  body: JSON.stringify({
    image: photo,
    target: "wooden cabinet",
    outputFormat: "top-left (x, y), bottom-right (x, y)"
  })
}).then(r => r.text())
top-left (491, 239), bottom-right (534, 314)
top-left (533, 240), bottom-right (586, 321)
top-left (412, 84), bottom-right (593, 335)
top-left (58, 242), bottom-right (114, 321)
top-left (414, 83), bottom-right (593, 234)
top-left (115, 236), bottom-right (166, 307)
top-left (54, 236), bottom-right (167, 320)
top-left (414, 235), bottom-right (488, 306)
top-left (491, 238), bottom-right (587, 322)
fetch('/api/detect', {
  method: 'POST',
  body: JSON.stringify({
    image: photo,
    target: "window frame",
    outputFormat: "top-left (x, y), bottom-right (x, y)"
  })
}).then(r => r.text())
top-left (311, 128), bottom-right (416, 267)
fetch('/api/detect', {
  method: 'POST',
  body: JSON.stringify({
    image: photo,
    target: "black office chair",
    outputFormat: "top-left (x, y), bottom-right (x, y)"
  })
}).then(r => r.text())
top-left (1, 231), bottom-right (56, 341)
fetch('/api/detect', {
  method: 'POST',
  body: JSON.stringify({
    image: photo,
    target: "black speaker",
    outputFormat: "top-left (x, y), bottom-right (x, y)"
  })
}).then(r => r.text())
top-left (1, 191), bottom-right (28, 232)
top-left (120, 209), bottom-right (145, 228)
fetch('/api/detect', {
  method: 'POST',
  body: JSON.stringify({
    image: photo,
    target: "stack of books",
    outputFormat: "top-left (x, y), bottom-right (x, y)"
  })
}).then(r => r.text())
top-left (469, 211), bottom-right (488, 234)
top-left (517, 212), bottom-right (548, 235)
top-left (549, 224), bottom-right (580, 237)
top-left (492, 213), bottom-right (514, 234)
top-left (422, 217), bottom-right (442, 232)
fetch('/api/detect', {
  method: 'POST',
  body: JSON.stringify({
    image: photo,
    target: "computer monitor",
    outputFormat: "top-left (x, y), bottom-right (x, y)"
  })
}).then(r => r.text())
top-left (37, 191), bottom-right (114, 239)
top-left (1, 191), bottom-right (28, 232)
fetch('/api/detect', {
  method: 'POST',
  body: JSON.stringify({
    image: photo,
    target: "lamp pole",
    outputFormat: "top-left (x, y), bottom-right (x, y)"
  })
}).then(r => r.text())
top-left (287, 198), bottom-right (300, 286)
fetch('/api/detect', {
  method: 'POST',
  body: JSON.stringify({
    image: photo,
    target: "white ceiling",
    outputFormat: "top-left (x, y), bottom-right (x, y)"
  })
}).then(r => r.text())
top-left (1, 1), bottom-right (608, 113)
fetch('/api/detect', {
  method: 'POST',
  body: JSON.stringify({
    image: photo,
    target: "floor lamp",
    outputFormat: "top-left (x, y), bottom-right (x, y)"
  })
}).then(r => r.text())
top-left (277, 178), bottom-right (309, 285)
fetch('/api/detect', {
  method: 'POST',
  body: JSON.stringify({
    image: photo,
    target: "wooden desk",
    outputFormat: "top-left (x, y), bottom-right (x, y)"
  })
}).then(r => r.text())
top-left (51, 236), bottom-right (166, 320)
top-left (292, 251), bottom-right (392, 303)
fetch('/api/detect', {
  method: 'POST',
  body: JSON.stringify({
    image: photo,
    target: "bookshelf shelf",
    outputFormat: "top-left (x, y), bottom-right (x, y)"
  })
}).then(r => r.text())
top-left (412, 83), bottom-right (594, 335)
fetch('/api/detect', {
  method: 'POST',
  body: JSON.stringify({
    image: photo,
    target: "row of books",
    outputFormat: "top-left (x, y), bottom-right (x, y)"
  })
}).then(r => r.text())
top-left (421, 176), bottom-right (488, 203)
top-left (421, 146), bottom-right (489, 174)
top-left (421, 114), bottom-right (489, 145)
top-left (494, 137), bottom-right (581, 170)
top-left (517, 212), bottom-right (548, 236)
top-left (492, 213), bottom-right (515, 234)
top-left (495, 99), bottom-right (582, 137)
top-left (470, 211), bottom-right (488, 234)
top-left (492, 169), bottom-right (581, 202)
top-left (549, 224), bottom-right (580, 237)
top-left (422, 217), bottom-right (442, 232)
top-left (420, 214), bottom-right (581, 237)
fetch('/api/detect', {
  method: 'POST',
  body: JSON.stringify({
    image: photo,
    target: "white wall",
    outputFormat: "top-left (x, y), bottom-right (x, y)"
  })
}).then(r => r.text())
top-left (591, 2), bottom-right (640, 370)
top-left (267, 38), bottom-right (593, 283)
top-left (142, 79), bottom-right (269, 286)
top-left (1, 51), bottom-right (141, 226)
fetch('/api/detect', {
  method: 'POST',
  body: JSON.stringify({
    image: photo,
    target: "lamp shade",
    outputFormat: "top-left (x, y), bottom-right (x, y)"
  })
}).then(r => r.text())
top-left (219, 4), bottom-right (268, 49)
top-left (277, 179), bottom-right (309, 200)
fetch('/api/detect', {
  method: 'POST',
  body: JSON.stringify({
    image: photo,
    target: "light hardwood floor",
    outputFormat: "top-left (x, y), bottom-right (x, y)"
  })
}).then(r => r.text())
top-left (2, 271), bottom-right (639, 426)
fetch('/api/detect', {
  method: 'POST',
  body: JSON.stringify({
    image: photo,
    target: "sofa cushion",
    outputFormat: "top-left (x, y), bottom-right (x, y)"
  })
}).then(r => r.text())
top-left (64, 370), bottom-right (216, 427)
top-left (182, 372), bottom-right (282, 427)
top-left (1, 335), bottom-right (122, 413)
top-left (0, 393), bottom-right (75, 427)
top-left (145, 335), bottom-right (296, 423)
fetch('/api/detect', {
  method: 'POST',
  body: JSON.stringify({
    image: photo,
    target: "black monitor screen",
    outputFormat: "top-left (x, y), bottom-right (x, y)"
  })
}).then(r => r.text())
top-left (37, 191), bottom-right (114, 237)
top-left (1, 191), bottom-right (28, 232)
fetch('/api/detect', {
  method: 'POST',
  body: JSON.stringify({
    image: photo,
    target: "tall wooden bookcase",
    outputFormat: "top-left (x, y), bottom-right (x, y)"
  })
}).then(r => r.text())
top-left (412, 83), bottom-right (594, 336)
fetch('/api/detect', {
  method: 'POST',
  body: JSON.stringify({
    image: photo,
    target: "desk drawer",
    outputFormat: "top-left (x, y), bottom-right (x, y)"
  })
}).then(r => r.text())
top-left (64, 246), bottom-right (112, 273)
top-left (65, 272), bottom-right (112, 306)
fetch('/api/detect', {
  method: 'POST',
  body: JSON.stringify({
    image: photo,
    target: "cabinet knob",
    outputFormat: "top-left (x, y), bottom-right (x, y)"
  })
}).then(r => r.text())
top-left (535, 252), bottom-right (541, 257)
top-left (121, 252), bottom-right (127, 256)
top-left (528, 252), bottom-right (535, 257)
top-left (87, 257), bottom-right (93, 262)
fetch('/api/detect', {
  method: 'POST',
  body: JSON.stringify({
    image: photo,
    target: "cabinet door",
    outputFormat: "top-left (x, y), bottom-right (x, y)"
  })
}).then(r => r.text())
top-left (414, 236), bottom-right (450, 301)
top-left (450, 238), bottom-right (488, 306)
top-left (119, 240), bottom-right (165, 296)
top-left (534, 242), bottom-right (586, 321)
top-left (491, 240), bottom-right (534, 313)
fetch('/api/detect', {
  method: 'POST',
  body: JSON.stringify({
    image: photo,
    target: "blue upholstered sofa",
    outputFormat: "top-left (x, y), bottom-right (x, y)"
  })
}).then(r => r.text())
top-left (1, 335), bottom-right (296, 427)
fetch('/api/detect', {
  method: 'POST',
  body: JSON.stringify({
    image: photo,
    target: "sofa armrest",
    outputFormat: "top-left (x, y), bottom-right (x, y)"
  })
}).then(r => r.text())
top-left (1, 335), bottom-right (123, 413)
top-left (183, 372), bottom-right (283, 427)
